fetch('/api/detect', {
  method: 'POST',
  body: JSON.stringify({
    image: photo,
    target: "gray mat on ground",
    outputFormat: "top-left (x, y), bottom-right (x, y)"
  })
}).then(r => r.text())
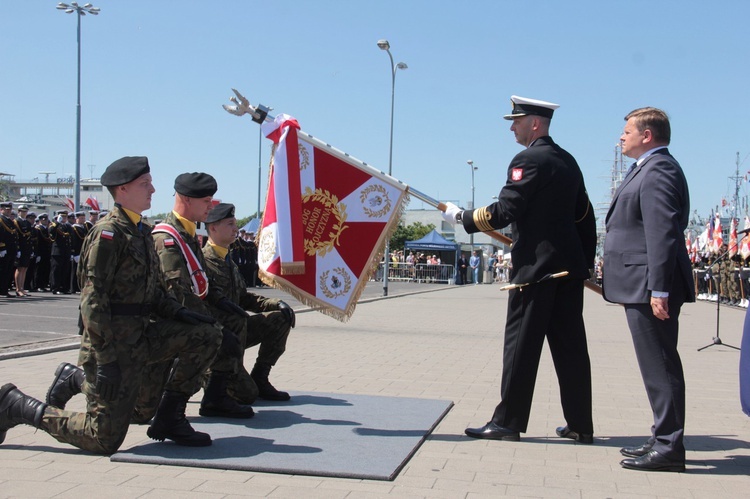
top-left (110, 391), bottom-right (453, 480)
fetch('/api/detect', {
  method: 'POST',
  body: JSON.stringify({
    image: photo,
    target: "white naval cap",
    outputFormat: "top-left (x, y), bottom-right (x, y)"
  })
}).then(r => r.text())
top-left (503, 95), bottom-right (560, 120)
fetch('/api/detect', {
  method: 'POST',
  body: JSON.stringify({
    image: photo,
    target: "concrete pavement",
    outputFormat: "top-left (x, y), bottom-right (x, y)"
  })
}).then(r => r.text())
top-left (1, 282), bottom-right (750, 497)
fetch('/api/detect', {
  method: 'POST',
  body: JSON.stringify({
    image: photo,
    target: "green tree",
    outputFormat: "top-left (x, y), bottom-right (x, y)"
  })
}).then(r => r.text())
top-left (389, 221), bottom-right (435, 252)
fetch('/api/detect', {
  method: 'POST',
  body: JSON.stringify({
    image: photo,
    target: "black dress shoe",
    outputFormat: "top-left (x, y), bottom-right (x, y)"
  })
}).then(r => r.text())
top-left (465, 422), bottom-right (520, 441)
top-left (620, 442), bottom-right (653, 458)
top-left (555, 425), bottom-right (593, 444)
top-left (620, 450), bottom-right (685, 472)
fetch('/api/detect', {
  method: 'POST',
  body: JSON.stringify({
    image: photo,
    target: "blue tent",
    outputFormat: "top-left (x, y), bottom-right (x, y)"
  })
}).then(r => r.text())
top-left (404, 229), bottom-right (459, 252)
top-left (241, 218), bottom-right (260, 234)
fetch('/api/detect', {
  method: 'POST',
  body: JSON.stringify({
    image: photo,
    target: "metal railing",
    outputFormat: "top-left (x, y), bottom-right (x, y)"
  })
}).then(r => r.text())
top-left (373, 262), bottom-right (455, 284)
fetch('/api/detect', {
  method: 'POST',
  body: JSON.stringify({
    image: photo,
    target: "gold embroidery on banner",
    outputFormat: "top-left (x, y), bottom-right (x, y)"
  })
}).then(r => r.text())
top-left (319, 267), bottom-right (352, 299)
top-left (360, 184), bottom-right (391, 218)
top-left (298, 143), bottom-right (310, 170)
top-left (257, 227), bottom-right (276, 268)
top-left (301, 187), bottom-right (349, 257)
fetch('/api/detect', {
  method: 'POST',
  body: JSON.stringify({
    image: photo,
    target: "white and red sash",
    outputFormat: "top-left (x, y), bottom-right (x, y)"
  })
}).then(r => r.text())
top-left (152, 223), bottom-right (208, 299)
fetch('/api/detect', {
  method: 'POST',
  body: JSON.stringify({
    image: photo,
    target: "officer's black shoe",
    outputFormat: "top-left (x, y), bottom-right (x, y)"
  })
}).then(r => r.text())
top-left (200, 373), bottom-right (255, 418)
top-left (465, 422), bottom-right (520, 441)
top-left (46, 363), bottom-right (84, 409)
top-left (251, 363), bottom-right (290, 401)
top-left (147, 390), bottom-right (211, 447)
top-left (620, 442), bottom-right (654, 458)
top-left (0, 383), bottom-right (48, 445)
top-left (555, 425), bottom-right (594, 444)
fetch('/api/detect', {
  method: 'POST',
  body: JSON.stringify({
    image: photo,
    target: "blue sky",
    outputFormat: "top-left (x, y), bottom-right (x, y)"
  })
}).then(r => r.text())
top-left (2, 0), bottom-right (749, 228)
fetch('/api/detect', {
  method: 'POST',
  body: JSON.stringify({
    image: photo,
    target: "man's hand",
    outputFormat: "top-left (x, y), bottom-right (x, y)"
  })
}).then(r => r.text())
top-left (95, 362), bottom-right (122, 402)
top-left (217, 297), bottom-right (247, 317)
top-left (220, 328), bottom-right (243, 358)
top-left (650, 296), bottom-right (670, 320)
top-left (175, 307), bottom-right (216, 325)
top-left (441, 202), bottom-right (461, 226)
top-left (278, 300), bottom-right (296, 328)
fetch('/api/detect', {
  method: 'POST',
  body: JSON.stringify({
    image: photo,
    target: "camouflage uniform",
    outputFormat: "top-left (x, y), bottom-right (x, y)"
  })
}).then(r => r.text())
top-left (203, 243), bottom-right (291, 403)
top-left (40, 206), bottom-right (221, 454)
top-left (134, 211), bottom-right (237, 419)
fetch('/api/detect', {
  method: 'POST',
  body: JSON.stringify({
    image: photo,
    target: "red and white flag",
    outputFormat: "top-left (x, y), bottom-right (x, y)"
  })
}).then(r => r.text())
top-left (713, 213), bottom-right (724, 253)
top-left (741, 216), bottom-right (750, 261)
top-left (85, 195), bottom-right (100, 212)
top-left (64, 196), bottom-right (75, 212)
top-left (257, 114), bottom-right (409, 321)
top-left (729, 217), bottom-right (738, 257)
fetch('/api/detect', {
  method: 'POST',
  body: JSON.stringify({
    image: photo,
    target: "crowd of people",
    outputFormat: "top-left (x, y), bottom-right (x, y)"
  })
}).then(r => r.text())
top-left (0, 202), bottom-right (262, 298)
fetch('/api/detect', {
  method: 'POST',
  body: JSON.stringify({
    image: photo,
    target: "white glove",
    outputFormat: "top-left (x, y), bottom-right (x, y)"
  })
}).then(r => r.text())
top-left (441, 202), bottom-right (461, 226)
top-left (16, 251), bottom-right (20, 259)
top-left (35, 256), bottom-right (41, 263)
top-left (0, 250), bottom-right (6, 258)
top-left (70, 255), bottom-right (75, 262)
top-left (74, 255), bottom-right (80, 263)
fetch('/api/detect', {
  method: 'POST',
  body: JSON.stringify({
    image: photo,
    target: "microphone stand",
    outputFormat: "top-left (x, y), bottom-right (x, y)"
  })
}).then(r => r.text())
top-left (698, 243), bottom-right (741, 351)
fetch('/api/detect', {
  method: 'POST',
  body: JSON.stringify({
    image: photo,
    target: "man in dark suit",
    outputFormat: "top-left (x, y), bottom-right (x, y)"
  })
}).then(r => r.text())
top-left (443, 95), bottom-right (597, 443)
top-left (603, 107), bottom-right (693, 472)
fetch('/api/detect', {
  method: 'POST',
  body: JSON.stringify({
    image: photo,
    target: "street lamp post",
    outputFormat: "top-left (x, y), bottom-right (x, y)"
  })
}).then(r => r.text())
top-left (377, 39), bottom-right (407, 297)
top-left (57, 2), bottom-right (99, 212)
top-left (467, 160), bottom-right (478, 249)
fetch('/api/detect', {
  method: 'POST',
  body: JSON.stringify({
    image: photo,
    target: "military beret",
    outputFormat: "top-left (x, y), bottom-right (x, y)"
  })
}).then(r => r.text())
top-left (205, 202), bottom-right (235, 224)
top-left (101, 156), bottom-right (151, 187)
top-left (0, 202), bottom-right (12, 208)
top-left (174, 172), bottom-right (217, 198)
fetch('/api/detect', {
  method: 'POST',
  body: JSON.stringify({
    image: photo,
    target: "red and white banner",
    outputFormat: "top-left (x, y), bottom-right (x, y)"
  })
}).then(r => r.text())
top-left (741, 216), bottom-right (750, 261)
top-left (713, 213), bottom-right (724, 254)
top-left (729, 217), bottom-right (738, 257)
top-left (85, 195), bottom-right (100, 212)
top-left (257, 115), bottom-right (409, 321)
top-left (64, 196), bottom-right (75, 212)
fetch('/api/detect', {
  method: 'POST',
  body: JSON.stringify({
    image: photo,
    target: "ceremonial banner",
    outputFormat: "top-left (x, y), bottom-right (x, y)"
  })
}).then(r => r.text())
top-left (257, 114), bottom-right (409, 321)
top-left (713, 213), bottom-right (723, 253)
top-left (741, 216), bottom-right (750, 261)
top-left (729, 217), bottom-right (738, 257)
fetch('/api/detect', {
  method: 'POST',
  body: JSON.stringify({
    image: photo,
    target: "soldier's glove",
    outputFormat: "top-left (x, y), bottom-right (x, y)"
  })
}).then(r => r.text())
top-left (278, 300), bottom-right (296, 328)
top-left (220, 328), bottom-right (243, 358)
top-left (95, 362), bottom-right (122, 402)
top-left (175, 307), bottom-right (216, 325)
top-left (16, 251), bottom-right (20, 259)
top-left (0, 250), bottom-right (5, 258)
top-left (217, 297), bottom-right (247, 317)
top-left (441, 202), bottom-right (461, 226)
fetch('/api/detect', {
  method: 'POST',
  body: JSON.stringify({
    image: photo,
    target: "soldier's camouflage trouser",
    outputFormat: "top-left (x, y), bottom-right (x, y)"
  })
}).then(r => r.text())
top-left (41, 318), bottom-right (220, 454)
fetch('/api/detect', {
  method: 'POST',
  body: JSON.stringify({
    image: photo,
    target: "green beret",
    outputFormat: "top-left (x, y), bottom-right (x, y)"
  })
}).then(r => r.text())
top-left (174, 172), bottom-right (217, 198)
top-left (206, 203), bottom-right (235, 224)
top-left (101, 156), bottom-right (150, 187)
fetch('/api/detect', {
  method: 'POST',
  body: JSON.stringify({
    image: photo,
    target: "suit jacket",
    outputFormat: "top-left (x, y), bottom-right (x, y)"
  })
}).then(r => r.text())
top-left (602, 148), bottom-right (695, 304)
top-left (462, 136), bottom-right (596, 285)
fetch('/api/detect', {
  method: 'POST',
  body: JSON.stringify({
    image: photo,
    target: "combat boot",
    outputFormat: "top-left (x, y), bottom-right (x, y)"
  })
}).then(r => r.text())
top-left (0, 383), bottom-right (48, 445)
top-left (147, 390), bottom-right (212, 447)
top-left (251, 363), bottom-right (290, 401)
top-left (200, 372), bottom-right (255, 418)
top-left (46, 362), bottom-right (84, 409)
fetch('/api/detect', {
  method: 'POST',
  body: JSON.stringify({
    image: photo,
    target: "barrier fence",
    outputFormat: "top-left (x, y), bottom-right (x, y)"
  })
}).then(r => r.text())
top-left (373, 262), bottom-right (455, 284)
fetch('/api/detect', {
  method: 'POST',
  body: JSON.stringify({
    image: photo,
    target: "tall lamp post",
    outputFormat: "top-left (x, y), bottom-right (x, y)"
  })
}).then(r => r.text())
top-left (57, 2), bottom-right (99, 212)
top-left (377, 39), bottom-right (407, 297)
top-left (467, 160), bottom-right (478, 249)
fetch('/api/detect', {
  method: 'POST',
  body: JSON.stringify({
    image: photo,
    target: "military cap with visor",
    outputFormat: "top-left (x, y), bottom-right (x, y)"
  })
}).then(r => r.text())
top-left (503, 95), bottom-right (560, 120)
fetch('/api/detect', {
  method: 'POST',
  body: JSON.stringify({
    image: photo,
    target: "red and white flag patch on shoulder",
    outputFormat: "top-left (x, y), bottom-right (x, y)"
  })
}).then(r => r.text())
top-left (511, 168), bottom-right (523, 181)
top-left (164, 238), bottom-right (175, 247)
top-left (101, 230), bottom-right (114, 240)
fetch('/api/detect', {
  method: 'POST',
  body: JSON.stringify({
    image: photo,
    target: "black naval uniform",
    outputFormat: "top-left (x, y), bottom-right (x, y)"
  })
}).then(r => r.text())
top-left (69, 221), bottom-right (88, 293)
top-left (0, 211), bottom-right (18, 296)
top-left (459, 136), bottom-right (597, 435)
top-left (49, 216), bottom-right (72, 294)
top-left (33, 220), bottom-right (52, 291)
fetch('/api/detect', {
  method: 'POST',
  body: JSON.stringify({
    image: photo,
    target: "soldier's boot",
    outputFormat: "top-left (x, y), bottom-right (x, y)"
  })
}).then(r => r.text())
top-left (251, 363), bottom-right (291, 401)
top-left (146, 390), bottom-right (212, 447)
top-left (200, 372), bottom-right (255, 418)
top-left (45, 363), bottom-right (84, 409)
top-left (0, 383), bottom-right (48, 445)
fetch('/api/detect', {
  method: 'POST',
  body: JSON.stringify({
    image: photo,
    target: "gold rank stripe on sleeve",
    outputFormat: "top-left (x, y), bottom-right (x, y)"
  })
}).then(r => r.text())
top-left (473, 206), bottom-right (495, 232)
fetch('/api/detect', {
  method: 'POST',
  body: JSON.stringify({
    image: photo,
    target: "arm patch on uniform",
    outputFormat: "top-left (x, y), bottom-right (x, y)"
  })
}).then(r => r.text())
top-left (511, 168), bottom-right (523, 181)
top-left (101, 230), bottom-right (114, 240)
top-left (164, 238), bottom-right (175, 247)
